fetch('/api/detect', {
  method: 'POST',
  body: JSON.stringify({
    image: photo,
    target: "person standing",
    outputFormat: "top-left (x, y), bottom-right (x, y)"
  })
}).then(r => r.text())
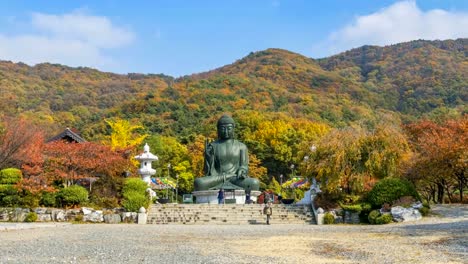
top-left (263, 202), bottom-right (273, 225)
top-left (218, 188), bottom-right (224, 204)
top-left (245, 185), bottom-right (251, 204)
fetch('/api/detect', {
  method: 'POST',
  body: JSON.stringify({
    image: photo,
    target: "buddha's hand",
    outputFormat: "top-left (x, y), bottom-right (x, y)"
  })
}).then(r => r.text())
top-left (237, 169), bottom-right (247, 179)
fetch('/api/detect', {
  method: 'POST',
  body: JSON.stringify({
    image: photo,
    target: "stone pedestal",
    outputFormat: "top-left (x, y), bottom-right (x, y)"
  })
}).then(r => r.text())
top-left (192, 190), bottom-right (261, 204)
top-left (137, 207), bottom-right (147, 224)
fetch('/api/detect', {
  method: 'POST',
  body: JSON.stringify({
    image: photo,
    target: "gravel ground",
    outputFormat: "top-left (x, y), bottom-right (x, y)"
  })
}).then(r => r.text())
top-left (0, 205), bottom-right (466, 264)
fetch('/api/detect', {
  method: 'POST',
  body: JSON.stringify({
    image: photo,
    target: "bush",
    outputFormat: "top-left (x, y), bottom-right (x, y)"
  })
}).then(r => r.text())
top-left (1, 194), bottom-right (22, 207)
top-left (121, 178), bottom-right (150, 212)
top-left (375, 214), bottom-right (393, 225)
top-left (90, 196), bottom-right (119, 209)
top-left (0, 168), bottom-right (22, 184)
top-left (340, 203), bottom-right (363, 213)
top-left (89, 175), bottom-right (124, 208)
top-left (422, 201), bottom-right (431, 209)
top-left (419, 206), bottom-right (430, 216)
top-left (56, 185), bottom-right (89, 207)
top-left (40, 192), bottom-right (57, 207)
top-left (323, 212), bottom-right (335, 224)
top-left (122, 191), bottom-right (150, 212)
top-left (359, 203), bottom-right (373, 223)
top-left (366, 178), bottom-right (420, 208)
top-left (24, 212), bottom-right (37, 222)
top-left (368, 210), bottom-right (380, 224)
top-left (22, 194), bottom-right (40, 208)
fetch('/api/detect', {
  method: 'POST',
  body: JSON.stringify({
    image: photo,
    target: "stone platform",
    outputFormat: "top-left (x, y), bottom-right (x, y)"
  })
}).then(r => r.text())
top-left (192, 190), bottom-right (260, 204)
top-left (147, 204), bottom-right (315, 225)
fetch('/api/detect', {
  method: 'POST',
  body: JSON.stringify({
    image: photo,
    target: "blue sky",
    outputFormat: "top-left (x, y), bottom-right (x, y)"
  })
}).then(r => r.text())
top-left (0, 0), bottom-right (467, 77)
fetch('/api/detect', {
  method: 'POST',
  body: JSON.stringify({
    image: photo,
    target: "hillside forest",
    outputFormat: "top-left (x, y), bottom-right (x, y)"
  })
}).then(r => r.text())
top-left (0, 38), bottom-right (466, 209)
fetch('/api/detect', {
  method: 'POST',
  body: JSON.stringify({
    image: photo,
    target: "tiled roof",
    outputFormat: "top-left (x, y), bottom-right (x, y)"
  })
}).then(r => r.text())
top-left (47, 128), bottom-right (86, 143)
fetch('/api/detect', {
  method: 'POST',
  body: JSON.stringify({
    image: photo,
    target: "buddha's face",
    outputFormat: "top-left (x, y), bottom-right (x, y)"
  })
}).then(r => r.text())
top-left (218, 124), bottom-right (234, 139)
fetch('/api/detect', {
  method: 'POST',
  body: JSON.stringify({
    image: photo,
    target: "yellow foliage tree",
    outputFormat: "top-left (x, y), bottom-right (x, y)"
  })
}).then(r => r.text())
top-left (103, 118), bottom-right (148, 169)
top-left (104, 118), bottom-right (147, 150)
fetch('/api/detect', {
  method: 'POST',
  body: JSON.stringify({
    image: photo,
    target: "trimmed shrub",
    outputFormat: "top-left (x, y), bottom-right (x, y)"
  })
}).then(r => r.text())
top-left (40, 192), bottom-right (57, 207)
top-left (340, 203), bottom-right (363, 213)
top-left (368, 210), bottom-right (380, 224)
top-left (1, 194), bottom-right (22, 207)
top-left (366, 178), bottom-right (420, 208)
top-left (24, 212), bottom-right (38, 222)
top-left (0, 184), bottom-right (21, 207)
top-left (56, 185), bottom-right (89, 207)
top-left (375, 214), bottom-right (393, 225)
top-left (121, 178), bottom-right (150, 212)
top-left (0, 168), bottom-right (22, 184)
top-left (323, 212), bottom-right (335, 224)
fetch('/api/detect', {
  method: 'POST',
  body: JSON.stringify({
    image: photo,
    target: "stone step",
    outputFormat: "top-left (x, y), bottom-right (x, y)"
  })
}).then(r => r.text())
top-left (147, 203), bottom-right (315, 225)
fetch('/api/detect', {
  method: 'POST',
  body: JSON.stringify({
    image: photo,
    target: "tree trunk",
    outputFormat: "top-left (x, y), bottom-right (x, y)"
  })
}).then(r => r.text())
top-left (437, 183), bottom-right (444, 204)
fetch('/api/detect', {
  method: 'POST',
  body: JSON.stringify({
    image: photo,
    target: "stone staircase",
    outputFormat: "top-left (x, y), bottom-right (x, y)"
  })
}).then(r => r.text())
top-left (147, 204), bottom-right (315, 225)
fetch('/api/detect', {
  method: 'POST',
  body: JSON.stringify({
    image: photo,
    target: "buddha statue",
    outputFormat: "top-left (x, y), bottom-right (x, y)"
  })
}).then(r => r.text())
top-left (194, 115), bottom-right (260, 191)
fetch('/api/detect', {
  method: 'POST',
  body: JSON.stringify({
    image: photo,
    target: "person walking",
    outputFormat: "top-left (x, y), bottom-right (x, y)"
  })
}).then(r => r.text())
top-left (263, 202), bottom-right (273, 225)
top-left (218, 188), bottom-right (224, 204)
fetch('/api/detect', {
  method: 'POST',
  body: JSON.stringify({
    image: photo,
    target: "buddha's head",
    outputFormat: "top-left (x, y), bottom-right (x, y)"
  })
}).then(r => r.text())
top-left (217, 114), bottom-right (235, 140)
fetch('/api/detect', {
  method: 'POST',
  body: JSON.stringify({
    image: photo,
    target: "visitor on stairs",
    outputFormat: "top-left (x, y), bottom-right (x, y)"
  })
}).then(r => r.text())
top-left (264, 202), bottom-right (273, 225)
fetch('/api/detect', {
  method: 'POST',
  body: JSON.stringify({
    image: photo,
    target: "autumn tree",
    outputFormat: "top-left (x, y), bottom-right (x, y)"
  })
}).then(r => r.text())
top-left (405, 117), bottom-right (467, 203)
top-left (301, 124), bottom-right (410, 194)
top-left (243, 116), bottom-right (329, 178)
top-left (25, 141), bottom-right (129, 190)
top-left (0, 117), bottom-right (45, 170)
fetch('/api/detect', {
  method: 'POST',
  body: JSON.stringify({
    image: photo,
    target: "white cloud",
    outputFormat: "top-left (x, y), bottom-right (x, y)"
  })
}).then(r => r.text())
top-left (324, 1), bottom-right (468, 55)
top-left (0, 10), bottom-right (134, 70)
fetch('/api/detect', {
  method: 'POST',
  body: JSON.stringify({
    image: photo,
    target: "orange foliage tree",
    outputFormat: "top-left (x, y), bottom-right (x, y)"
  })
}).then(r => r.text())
top-left (22, 141), bottom-right (130, 193)
top-left (405, 117), bottom-right (467, 203)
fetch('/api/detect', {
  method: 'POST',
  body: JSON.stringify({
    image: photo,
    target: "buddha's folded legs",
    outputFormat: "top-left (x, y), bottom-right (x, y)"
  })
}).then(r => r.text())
top-left (231, 177), bottom-right (260, 191)
top-left (194, 175), bottom-right (260, 191)
top-left (194, 176), bottom-right (224, 191)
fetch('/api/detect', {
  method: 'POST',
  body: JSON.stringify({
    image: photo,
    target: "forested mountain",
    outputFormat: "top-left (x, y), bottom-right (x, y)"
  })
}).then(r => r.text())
top-left (0, 39), bottom-right (466, 141)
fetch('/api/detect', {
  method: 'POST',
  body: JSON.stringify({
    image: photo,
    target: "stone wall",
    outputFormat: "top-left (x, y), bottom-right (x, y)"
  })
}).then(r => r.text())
top-left (0, 207), bottom-right (137, 224)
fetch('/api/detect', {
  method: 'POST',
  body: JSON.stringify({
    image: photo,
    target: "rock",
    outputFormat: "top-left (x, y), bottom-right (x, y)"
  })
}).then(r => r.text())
top-left (34, 207), bottom-right (48, 214)
top-left (334, 215), bottom-right (343, 224)
top-left (412, 202), bottom-right (423, 209)
top-left (65, 209), bottom-right (81, 221)
top-left (52, 209), bottom-right (66, 222)
top-left (37, 214), bottom-right (52, 222)
top-left (343, 211), bottom-right (360, 224)
top-left (391, 206), bottom-right (422, 222)
top-left (10, 208), bottom-right (30, 222)
top-left (84, 210), bottom-right (103, 223)
top-left (81, 207), bottom-right (93, 215)
top-left (121, 212), bottom-right (138, 223)
top-left (104, 214), bottom-right (121, 224)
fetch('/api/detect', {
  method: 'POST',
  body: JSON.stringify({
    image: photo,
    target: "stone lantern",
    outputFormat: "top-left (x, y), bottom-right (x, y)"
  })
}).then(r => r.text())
top-left (134, 143), bottom-right (158, 185)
